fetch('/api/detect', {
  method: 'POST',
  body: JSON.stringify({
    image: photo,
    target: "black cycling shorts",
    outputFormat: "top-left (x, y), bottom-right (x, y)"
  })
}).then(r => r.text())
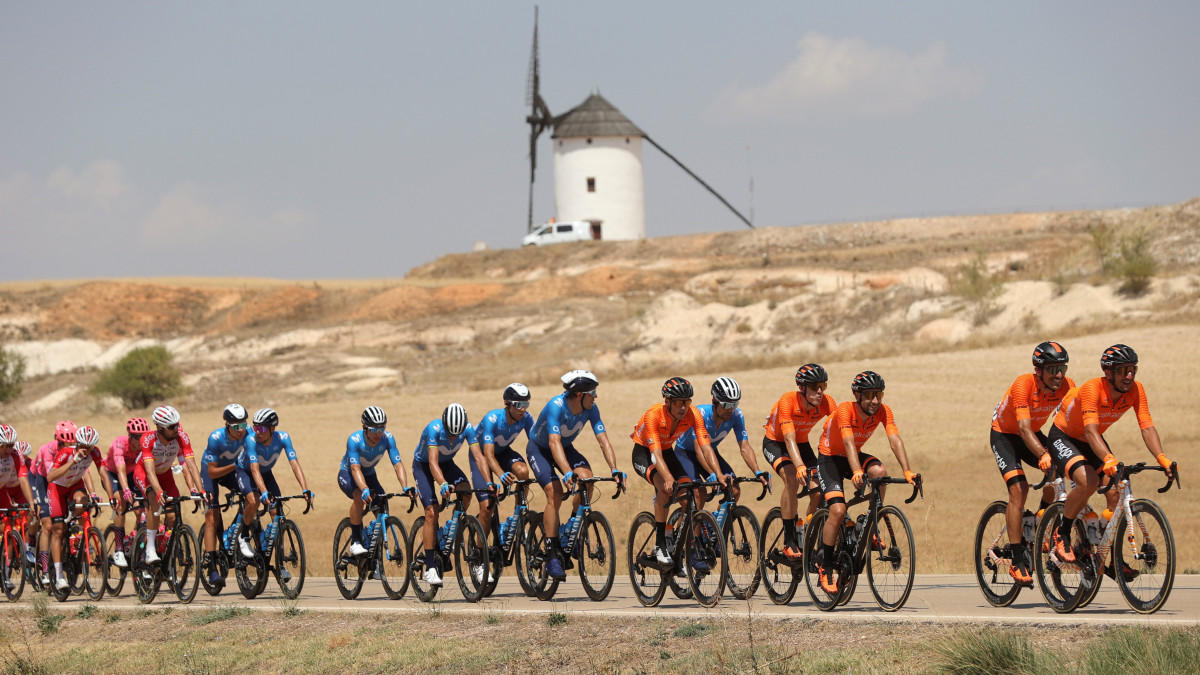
top-left (989, 429), bottom-right (1048, 487)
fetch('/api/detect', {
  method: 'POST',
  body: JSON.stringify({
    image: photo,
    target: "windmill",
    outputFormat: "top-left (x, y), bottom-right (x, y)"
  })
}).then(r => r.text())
top-left (523, 7), bottom-right (753, 238)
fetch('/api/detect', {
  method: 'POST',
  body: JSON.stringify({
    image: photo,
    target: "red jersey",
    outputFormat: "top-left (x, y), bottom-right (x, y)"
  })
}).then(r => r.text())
top-left (0, 450), bottom-right (29, 489)
top-left (50, 445), bottom-right (103, 487)
top-left (138, 428), bottom-right (194, 474)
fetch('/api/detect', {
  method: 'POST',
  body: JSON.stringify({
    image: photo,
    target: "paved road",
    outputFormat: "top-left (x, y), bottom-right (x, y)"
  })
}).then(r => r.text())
top-left (15, 574), bottom-right (1200, 625)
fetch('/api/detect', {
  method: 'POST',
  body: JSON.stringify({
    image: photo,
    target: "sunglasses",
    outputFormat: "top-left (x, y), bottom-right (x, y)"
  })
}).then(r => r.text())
top-left (581, 390), bottom-right (597, 398)
top-left (161, 423), bottom-right (180, 431)
top-left (858, 390), bottom-right (884, 400)
top-left (717, 401), bottom-right (740, 410)
top-left (1042, 365), bottom-right (1068, 376)
top-left (1113, 365), bottom-right (1138, 377)
top-left (364, 425), bottom-right (386, 434)
top-left (253, 425), bottom-right (274, 434)
top-left (805, 383), bottom-right (828, 393)
top-left (227, 423), bottom-right (248, 432)
top-left (507, 401), bottom-right (530, 410)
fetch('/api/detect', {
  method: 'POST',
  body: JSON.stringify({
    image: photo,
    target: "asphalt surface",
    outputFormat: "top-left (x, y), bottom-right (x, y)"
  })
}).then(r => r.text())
top-left (10, 573), bottom-right (1200, 625)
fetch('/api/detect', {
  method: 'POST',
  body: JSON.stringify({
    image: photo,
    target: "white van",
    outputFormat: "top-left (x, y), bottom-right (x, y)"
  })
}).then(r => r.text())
top-left (522, 220), bottom-right (599, 246)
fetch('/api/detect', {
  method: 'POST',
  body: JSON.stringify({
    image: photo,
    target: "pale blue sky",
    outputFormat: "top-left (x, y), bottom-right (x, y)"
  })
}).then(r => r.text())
top-left (3, 2), bottom-right (1197, 280)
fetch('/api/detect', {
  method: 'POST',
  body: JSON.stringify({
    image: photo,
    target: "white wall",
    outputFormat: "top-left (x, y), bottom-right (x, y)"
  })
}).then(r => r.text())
top-left (553, 136), bottom-right (645, 240)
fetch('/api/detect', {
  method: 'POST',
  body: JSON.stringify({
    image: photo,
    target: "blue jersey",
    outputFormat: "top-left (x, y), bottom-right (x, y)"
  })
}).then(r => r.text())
top-left (474, 408), bottom-right (533, 449)
top-left (413, 419), bottom-right (477, 464)
top-left (201, 428), bottom-right (246, 477)
top-left (675, 405), bottom-right (748, 454)
top-left (339, 431), bottom-right (402, 474)
top-left (238, 431), bottom-right (299, 473)
top-left (531, 393), bottom-right (606, 449)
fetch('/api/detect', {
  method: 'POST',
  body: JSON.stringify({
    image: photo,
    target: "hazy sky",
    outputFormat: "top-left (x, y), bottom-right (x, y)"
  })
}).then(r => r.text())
top-left (3, 2), bottom-right (1198, 281)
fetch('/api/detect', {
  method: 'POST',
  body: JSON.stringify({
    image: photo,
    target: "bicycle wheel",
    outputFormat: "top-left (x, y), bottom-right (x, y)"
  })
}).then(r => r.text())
top-left (378, 516), bottom-right (407, 600)
top-left (50, 532), bottom-right (72, 602)
top-left (525, 514), bottom-right (559, 601)
top-left (407, 516), bottom-right (439, 602)
top-left (665, 507), bottom-right (692, 600)
top-left (27, 534), bottom-right (45, 594)
top-left (453, 515), bottom-right (489, 603)
top-left (268, 519), bottom-right (304, 599)
top-left (865, 505), bottom-right (914, 611)
top-left (102, 525), bottom-right (128, 597)
top-left (626, 511), bottom-right (666, 607)
top-left (760, 507), bottom-right (798, 605)
top-left (578, 511), bottom-right (615, 601)
top-left (169, 524), bottom-right (199, 604)
top-left (973, 500), bottom-right (1021, 607)
top-left (1032, 502), bottom-right (1088, 613)
top-left (332, 517), bottom-right (365, 600)
top-left (724, 505), bottom-right (761, 600)
top-left (686, 510), bottom-right (727, 607)
top-left (3, 530), bottom-right (25, 601)
top-left (82, 526), bottom-right (108, 601)
top-left (802, 509), bottom-right (844, 610)
top-left (235, 526), bottom-right (268, 599)
top-left (1114, 499), bottom-right (1176, 614)
top-left (197, 524), bottom-right (228, 596)
top-left (513, 511), bottom-right (536, 597)
top-left (131, 528), bottom-right (161, 604)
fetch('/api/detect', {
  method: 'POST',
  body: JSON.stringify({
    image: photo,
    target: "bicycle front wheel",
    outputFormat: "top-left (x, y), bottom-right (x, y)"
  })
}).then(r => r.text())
top-left (866, 505), bottom-right (914, 611)
top-left (275, 520), bottom-right (307, 600)
top-left (378, 516), bottom-right (408, 600)
top-left (170, 524), bottom-right (199, 604)
top-left (235, 526), bottom-right (267, 599)
top-left (686, 510), bottom-right (727, 607)
top-left (973, 500), bottom-right (1021, 607)
top-left (83, 526), bottom-right (109, 601)
top-left (3, 530), bottom-right (26, 601)
top-left (801, 509), bottom-right (842, 611)
top-left (407, 516), bottom-right (439, 603)
top-left (578, 511), bottom-right (615, 601)
top-left (525, 514), bottom-right (559, 601)
top-left (1115, 499), bottom-right (1176, 614)
top-left (626, 511), bottom-right (666, 607)
top-left (724, 505), bottom-right (761, 600)
top-left (453, 515), bottom-right (489, 603)
top-left (333, 517), bottom-right (364, 600)
top-left (665, 507), bottom-right (692, 600)
top-left (131, 528), bottom-right (161, 604)
top-left (102, 524), bottom-right (128, 597)
top-left (759, 507), bottom-right (799, 605)
top-left (513, 512), bottom-right (536, 596)
top-left (1032, 502), bottom-right (1088, 613)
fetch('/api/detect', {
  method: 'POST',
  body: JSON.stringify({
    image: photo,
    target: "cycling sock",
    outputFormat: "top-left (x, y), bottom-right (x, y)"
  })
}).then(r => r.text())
top-left (113, 527), bottom-right (125, 551)
top-left (424, 549), bottom-right (436, 570)
top-left (1038, 499), bottom-right (1052, 513)
top-left (783, 518), bottom-right (797, 547)
top-left (821, 542), bottom-right (835, 568)
top-left (1058, 517), bottom-right (1073, 542)
top-left (147, 530), bottom-right (157, 550)
top-left (654, 521), bottom-right (666, 549)
top-left (54, 562), bottom-right (62, 576)
top-left (350, 523), bottom-right (362, 545)
top-left (1010, 542), bottom-right (1028, 567)
top-left (39, 551), bottom-right (49, 574)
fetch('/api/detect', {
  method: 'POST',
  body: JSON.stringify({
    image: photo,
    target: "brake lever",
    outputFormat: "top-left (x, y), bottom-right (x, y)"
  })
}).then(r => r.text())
top-left (1158, 462), bottom-right (1179, 494)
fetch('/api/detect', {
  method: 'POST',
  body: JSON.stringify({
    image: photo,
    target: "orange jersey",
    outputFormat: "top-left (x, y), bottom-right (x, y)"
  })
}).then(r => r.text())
top-left (1054, 377), bottom-right (1154, 439)
top-left (631, 403), bottom-right (710, 453)
top-left (818, 401), bottom-right (898, 457)
top-left (764, 391), bottom-right (836, 443)
top-left (991, 373), bottom-right (1076, 434)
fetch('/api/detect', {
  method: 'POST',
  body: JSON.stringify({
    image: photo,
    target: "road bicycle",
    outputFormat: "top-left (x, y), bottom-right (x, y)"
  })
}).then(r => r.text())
top-left (129, 495), bottom-right (203, 604)
top-left (665, 476), bottom-right (768, 602)
top-left (102, 495), bottom-right (147, 597)
top-left (0, 505), bottom-right (32, 601)
top-left (253, 493), bottom-right (312, 599)
top-left (333, 491), bottom-right (415, 600)
top-left (479, 478), bottom-right (539, 598)
top-left (50, 497), bottom-right (109, 603)
top-left (198, 492), bottom-right (265, 599)
top-left (526, 476), bottom-right (621, 601)
top-left (1033, 461), bottom-right (1178, 614)
top-left (801, 474), bottom-right (922, 611)
top-left (408, 486), bottom-right (491, 603)
top-left (973, 470), bottom-right (1059, 607)
top-left (758, 482), bottom-right (820, 605)
top-left (628, 479), bottom-right (728, 607)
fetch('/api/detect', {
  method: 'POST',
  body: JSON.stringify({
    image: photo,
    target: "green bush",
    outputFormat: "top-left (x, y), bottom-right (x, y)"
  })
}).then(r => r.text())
top-left (1118, 227), bottom-right (1157, 295)
top-left (0, 345), bottom-right (25, 404)
top-left (90, 346), bottom-right (184, 409)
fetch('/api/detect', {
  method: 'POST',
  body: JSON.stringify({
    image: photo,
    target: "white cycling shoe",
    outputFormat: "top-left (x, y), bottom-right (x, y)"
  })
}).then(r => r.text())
top-left (143, 547), bottom-right (160, 564)
top-left (473, 564), bottom-right (495, 584)
top-left (348, 541), bottom-right (369, 557)
top-left (424, 567), bottom-right (443, 587)
top-left (54, 575), bottom-right (69, 591)
top-left (112, 550), bottom-right (128, 568)
top-left (652, 546), bottom-right (672, 566)
top-left (238, 537), bottom-right (255, 558)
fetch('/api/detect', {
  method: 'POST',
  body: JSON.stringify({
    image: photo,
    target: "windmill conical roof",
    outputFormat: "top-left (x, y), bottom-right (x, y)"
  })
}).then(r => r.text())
top-left (552, 93), bottom-right (644, 139)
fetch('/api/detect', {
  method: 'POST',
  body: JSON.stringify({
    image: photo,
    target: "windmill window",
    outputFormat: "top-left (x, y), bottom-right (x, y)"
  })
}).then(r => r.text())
top-left (587, 177), bottom-right (596, 192)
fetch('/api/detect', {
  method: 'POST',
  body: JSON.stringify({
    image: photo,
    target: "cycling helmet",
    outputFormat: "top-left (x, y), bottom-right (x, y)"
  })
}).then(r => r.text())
top-left (361, 405), bottom-right (387, 427)
top-left (1100, 343), bottom-right (1139, 369)
top-left (851, 371), bottom-right (886, 392)
top-left (1032, 341), bottom-right (1069, 366)
top-left (253, 408), bottom-right (279, 427)
top-left (152, 406), bottom-right (180, 427)
top-left (17, 441), bottom-right (33, 459)
top-left (126, 417), bottom-right (151, 434)
top-left (561, 369), bottom-right (599, 393)
top-left (223, 403), bottom-right (248, 425)
top-left (0, 425), bottom-right (15, 445)
top-left (503, 383), bottom-right (531, 402)
top-left (55, 420), bottom-right (77, 443)
top-left (710, 376), bottom-right (742, 403)
top-left (442, 403), bottom-right (468, 436)
top-left (661, 376), bottom-right (694, 400)
top-left (75, 426), bottom-right (100, 447)
top-left (795, 363), bottom-right (829, 386)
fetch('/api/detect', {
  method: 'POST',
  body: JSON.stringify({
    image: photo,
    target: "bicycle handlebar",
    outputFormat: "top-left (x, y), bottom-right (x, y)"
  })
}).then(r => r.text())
top-left (495, 478), bottom-right (540, 503)
top-left (257, 493), bottom-right (314, 516)
top-left (1097, 462), bottom-right (1180, 495)
top-left (848, 474), bottom-right (923, 506)
top-left (1030, 467), bottom-right (1058, 490)
top-left (368, 491), bottom-right (418, 514)
top-left (564, 476), bottom-right (622, 500)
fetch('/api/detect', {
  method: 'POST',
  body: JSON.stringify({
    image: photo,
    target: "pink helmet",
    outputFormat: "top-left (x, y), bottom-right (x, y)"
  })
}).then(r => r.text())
top-left (126, 417), bottom-right (152, 434)
top-left (0, 424), bottom-right (16, 445)
top-left (54, 420), bottom-right (77, 444)
top-left (75, 426), bottom-right (100, 447)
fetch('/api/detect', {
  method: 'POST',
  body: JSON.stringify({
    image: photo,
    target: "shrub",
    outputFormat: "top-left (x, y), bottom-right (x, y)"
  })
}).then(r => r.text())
top-left (0, 345), bottom-right (25, 404)
top-left (1118, 227), bottom-right (1157, 295)
top-left (1089, 221), bottom-right (1121, 276)
top-left (953, 253), bottom-right (1002, 326)
top-left (90, 346), bottom-right (184, 409)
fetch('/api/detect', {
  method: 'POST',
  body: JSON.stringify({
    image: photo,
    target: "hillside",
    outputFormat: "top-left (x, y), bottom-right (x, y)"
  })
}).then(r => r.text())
top-left (2, 199), bottom-right (1199, 414)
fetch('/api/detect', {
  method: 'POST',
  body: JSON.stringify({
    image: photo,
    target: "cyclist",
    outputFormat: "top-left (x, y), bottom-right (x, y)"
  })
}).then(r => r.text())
top-left (814, 371), bottom-right (918, 594)
top-left (15, 441), bottom-right (37, 564)
top-left (675, 377), bottom-right (772, 501)
top-left (46, 426), bottom-right (112, 590)
top-left (763, 363), bottom-right (835, 560)
top-left (337, 406), bottom-right (413, 563)
top-left (1047, 344), bottom-right (1174, 571)
top-left (0, 425), bottom-right (35, 524)
top-left (412, 403), bottom-right (477, 587)
top-left (30, 420), bottom-right (76, 585)
top-left (102, 417), bottom-right (153, 568)
top-left (527, 370), bottom-right (626, 582)
top-left (200, 404), bottom-right (260, 588)
top-left (470, 384), bottom-right (534, 550)
top-left (240, 407), bottom-right (313, 582)
top-left (136, 406), bottom-right (203, 564)
top-left (989, 341), bottom-right (1075, 583)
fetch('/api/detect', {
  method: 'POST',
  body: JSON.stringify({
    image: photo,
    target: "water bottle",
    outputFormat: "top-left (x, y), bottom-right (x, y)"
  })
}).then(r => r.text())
top-left (1022, 510), bottom-right (1036, 544)
top-left (225, 522), bottom-right (241, 552)
top-left (559, 515), bottom-right (580, 548)
top-left (851, 514), bottom-right (868, 547)
top-left (366, 520), bottom-right (381, 548)
top-left (500, 515), bottom-right (519, 547)
top-left (260, 521), bottom-right (278, 550)
top-left (1083, 511), bottom-right (1101, 545)
top-left (438, 521), bottom-right (453, 550)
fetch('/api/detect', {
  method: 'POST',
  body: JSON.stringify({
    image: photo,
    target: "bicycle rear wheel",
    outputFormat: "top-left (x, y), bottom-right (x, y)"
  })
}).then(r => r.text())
top-left (578, 511), bottom-right (615, 601)
top-left (83, 526), bottom-right (108, 601)
top-left (665, 507), bottom-right (692, 600)
top-left (131, 528), bottom-right (161, 604)
top-left (626, 511), bottom-right (666, 607)
top-left (525, 514), bottom-right (559, 601)
top-left (235, 526), bottom-right (267, 599)
top-left (407, 516), bottom-right (439, 602)
top-left (454, 515), bottom-right (489, 603)
top-left (802, 508), bottom-right (845, 611)
top-left (102, 525), bottom-right (128, 597)
top-left (759, 507), bottom-right (799, 605)
top-left (686, 511), bottom-right (727, 607)
top-left (170, 524), bottom-right (199, 604)
top-left (3, 530), bottom-right (26, 601)
top-left (1032, 502), bottom-right (1088, 613)
top-left (724, 505), bottom-right (761, 600)
top-left (332, 517), bottom-right (364, 600)
top-left (513, 512), bottom-right (536, 596)
top-left (1115, 499), bottom-right (1176, 614)
top-left (866, 505), bottom-right (914, 611)
top-left (378, 516), bottom-right (407, 600)
top-left (973, 500), bottom-right (1022, 607)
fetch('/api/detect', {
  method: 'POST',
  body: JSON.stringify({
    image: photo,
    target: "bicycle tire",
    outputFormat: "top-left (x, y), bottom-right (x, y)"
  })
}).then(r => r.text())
top-left (802, 508), bottom-right (845, 610)
top-left (454, 514), bottom-right (489, 603)
top-left (83, 526), bottom-right (108, 601)
top-left (626, 511), bottom-right (666, 607)
top-left (525, 514), bottom-right (559, 601)
top-left (1032, 502), bottom-right (1087, 613)
top-left (131, 527), bottom-right (161, 604)
top-left (67, 524), bottom-right (86, 597)
top-left (513, 511), bottom-right (536, 597)
top-left (866, 505), bottom-right (915, 611)
top-left (50, 529), bottom-right (72, 602)
top-left (665, 507), bottom-right (692, 600)
top-left (379, 516), bottom-right (408, 600)
top-left (170, 524), bottom-right (199, 604)
top-left (235, 525), bottom-right (268, 599)
top-left (724, 505), bottom-right (761, 600)
top-left (686, 510), bottom-right (727, 607)
top-left (274, 519), bottom-right (307, 599)
top-left (760, 507), bottom-right (799, 605)
top-left (332, 517), bottom-right (365, 600)
top-left (973, 500), bottom-right (1022, 607)
top-left (3, 530), bottom-right (26, 601)
top-left (102, 524), bottom-right (129, 597)
top-left (1115, 498), bottom-right (1176, 614)
top-left (578, 510), bottom-right (615, 601)
top-left (407, 516), bottom-right (440, 602)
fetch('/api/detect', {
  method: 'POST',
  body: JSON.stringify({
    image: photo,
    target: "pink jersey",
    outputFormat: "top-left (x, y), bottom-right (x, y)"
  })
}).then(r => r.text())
top-left (0, 450), bottom-right (29, 489)
top-left (49, 445), bottom-right (103, 487)
top-left (138, 429), bottom-right (194, 474)
top-left (31, 441), bottom-right (58, 477)
top-left (104, 435), bottom-right (140, 474)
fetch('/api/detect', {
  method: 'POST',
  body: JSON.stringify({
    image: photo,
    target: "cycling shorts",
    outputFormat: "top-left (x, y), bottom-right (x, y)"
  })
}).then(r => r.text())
top-left (763, 438), bottom-right (817, 477)
top-left (685, 448), bottom-right (733, 479)
top-left (469, 446), bottom-right (527, 503)
top-left (133, 464), bottom-right (181, 500)
top-left (412, 460), bottom-right (469, 508)
top-left (1048, 427), bottom-right (1108, 478)
top-left (337, 468), bottom-right (384, 501)
top-left (256, 470), bottom-right (281, 499)
top-left (29, 474), bottom-right (50, 520)
top-left (815, 452), bottom-right (882, 505)
top-left (631, 443), bottom-right (690, 485)
top-left (201, 464), bottom-right (254, 508)
top-left (526, 440), bottom-right (590, 488)
top-left (104, 468), bottom-right (144, 500)
top-left (47, 480), bottom-right (86, 521)
top-left (990, 429), bottom-right (1049, 487)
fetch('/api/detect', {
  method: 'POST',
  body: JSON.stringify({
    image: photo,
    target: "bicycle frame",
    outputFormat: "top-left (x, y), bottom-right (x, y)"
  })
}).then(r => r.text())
top-left (711, 477), bottom-right (768, 530)
top-left (254, 494), bottom-right (312, 559)
top-left (489, 479), bottom-right (538, 566)
top-left (557, 476), bottom-right (619, 557)
top-left (838, 476), bottom-right (922, 575)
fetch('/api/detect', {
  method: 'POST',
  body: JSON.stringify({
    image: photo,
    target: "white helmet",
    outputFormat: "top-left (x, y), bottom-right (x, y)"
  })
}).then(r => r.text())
top-left (442, 403), bottom-right (468, 436)
top-left (0, 425), bottom-right (16, 445)
top-left (710, 377), bottom-right (742, 403)
top-left (152, 405), bottom-right (181, 427)
top-left (361, 405), bottom-right (387, 427)
top-left (223, 403), bottom-right (248, 425)
top-left (17, 441), bottom-right (33, 459)
top-left (75, 426), bottom-right (100, 447)
top-left (561, 369), bottom-right (599, 393)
